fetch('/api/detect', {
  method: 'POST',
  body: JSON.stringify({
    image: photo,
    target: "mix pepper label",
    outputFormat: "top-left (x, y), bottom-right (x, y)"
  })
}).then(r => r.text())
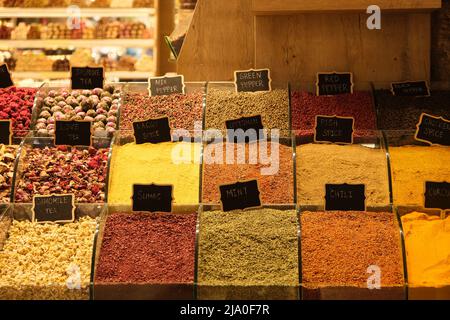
top-left (391, 81), bottom-right (430, 97)
top-left (424, 181), bottom-right (450, 211)
top-left (0, 120), bottom-right (12, 145)
top-left (54, 120), bottom-right (92, 147)
top-left (316, 72), bottom-right (353, 96)
top-left (132, 117), bottom-right (172, 144)
top-left (148, 75), bottom-right (185, 96)
top-left (325, 183), bottom-right (366, 211)
top-left (71, 66), bottom-right (105, 90)
top-left (132, 183), bottom-right (173, 212)
top-left (314, 115), bottom-right (354, 145)
top-left (32, 194), bottom-right (75, 224)
top-left (225, 115), bottom-right (264, 142)
top-left (219, 180), bottom-right (262, 212)
top-left (415, 113), bottom-right (450, 147)
top-left (234, 68), bottom-right (272, 93)
top-left (0, 64), bottom-right (14, 89)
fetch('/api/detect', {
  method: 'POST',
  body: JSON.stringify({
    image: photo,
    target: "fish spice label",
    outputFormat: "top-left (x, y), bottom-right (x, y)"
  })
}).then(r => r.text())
top-left (148, 75), bottom-right (185, 96)
top-left (0, 120), bottom-right (12, 145)
top-left (133, 117), bottom-right (172, 144)
top-left (132, 184), bottom-right (173, 212)
top-left (225, 115), bottom-right (264, 142)
top-left (325, 183), bottom-right (366, 211)
top-left (71, 66), bottom-right (105, 90)
top-left (391, 81), bottom-right (430, 97)
top-left (415, 113), bottom-right (450, 147)
top-left (0, 64), bottom-right (14, 88)
top-left (316, 72), bottom-right (353, 96)
top-left (314, 115), bottom-right (354, 144)
top-left (424, 181), bottom-right (450, 211)
top-left (219, 180), bottom-right (262, 212)
top-left (32, 194), bottom-right (75, 223)
top-left (55, 120), bottom-right (92, 146)
top-left (234, 68), bottom-right (272, 93)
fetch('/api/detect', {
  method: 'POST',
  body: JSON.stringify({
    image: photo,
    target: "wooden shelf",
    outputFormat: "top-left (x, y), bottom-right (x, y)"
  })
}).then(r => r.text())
top-left (252, 0), bottom-right (442, 15)
top-left (0, 39), bottom-right (154, 49)
top-left (12, 71), bottom-right (153, 80)
top-left (0, 7), bottom-right (155, 18)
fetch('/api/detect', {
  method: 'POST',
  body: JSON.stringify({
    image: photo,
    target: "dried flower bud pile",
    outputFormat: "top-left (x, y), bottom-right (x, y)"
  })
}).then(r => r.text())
top-left (0, 87), bottom-right (36, 136)
top-left (0, 145), bottom-right (17, 204)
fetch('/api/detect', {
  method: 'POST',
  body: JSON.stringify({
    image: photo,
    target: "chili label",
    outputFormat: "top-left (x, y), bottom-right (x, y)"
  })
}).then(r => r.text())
top-left (325, 183), bottom-right (366, 211)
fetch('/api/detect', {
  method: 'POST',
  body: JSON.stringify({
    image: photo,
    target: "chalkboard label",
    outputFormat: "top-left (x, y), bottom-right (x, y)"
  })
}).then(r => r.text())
top-left (225, 115), bottom-right (264, 143)
top-left (234, 69), bottom-right (272, 93)
top-left (132, 184), bottom-right (173, 212)
top-left (219, 180), bottom-right (262, 212)
top-left (415, 113), bottom-right (449, 147)
top-left (32, 194), bottom-right (75, 223)
top-left (314, 115), bottom-right (354, 144)
top-left (55, 120), bottom-right (92, 147)
top-left (391, 81), bottom-right (430, 97)
top-left (71, 66), bottom-right (104, 90)
top-left (0, 120), bottom-right (12, 145)
top-left (325, 184), bottom-right (366, 211)
top-left (0, 64), bottom-right (13, 88)
top-left (148, 75), bottom-right (185, 96)
top-left (133, 117), bottom-right (172, 144)
top-left (316, 72), bottom-right (353, 96)
top-left (424, 181), bottom-right (450, 211)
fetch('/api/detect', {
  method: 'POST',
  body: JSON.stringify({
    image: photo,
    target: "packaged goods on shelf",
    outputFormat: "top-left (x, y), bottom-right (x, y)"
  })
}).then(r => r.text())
top-left (134, 54), bottom-right (153, 72)
top-left (15, 52), bottom-right (53, 71)
top-left (132, 0), bottom-right (153, 8)
top-left (0, 145), bottom-right (17, 204)
top-left (52, 57), bottom-right (70, 71)
top-left (0, 23), bottom-right (12, 40)
top-left (69, 48), bottom-right (95, 67)
top-left (197, 207), bottom-right (299, 300)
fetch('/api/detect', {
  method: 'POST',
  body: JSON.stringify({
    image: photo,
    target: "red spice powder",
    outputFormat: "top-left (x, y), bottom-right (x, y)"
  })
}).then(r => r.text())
top-left (95, 212), bottom-right (197, 284)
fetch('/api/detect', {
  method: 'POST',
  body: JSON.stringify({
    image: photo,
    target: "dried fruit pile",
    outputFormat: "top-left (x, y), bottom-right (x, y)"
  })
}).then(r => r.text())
top-left (0, 87), bottom-right (36, 136)
top-left (0, 145), bottom-right (17, 204)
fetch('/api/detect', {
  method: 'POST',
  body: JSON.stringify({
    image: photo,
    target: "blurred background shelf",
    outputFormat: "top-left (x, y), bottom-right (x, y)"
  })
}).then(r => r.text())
top-left (0, 39), bottom-right (154, 49)
top-left (0, 7), bottom-right (155, 18)
top-left (12, 70), bottom-right (153, 80)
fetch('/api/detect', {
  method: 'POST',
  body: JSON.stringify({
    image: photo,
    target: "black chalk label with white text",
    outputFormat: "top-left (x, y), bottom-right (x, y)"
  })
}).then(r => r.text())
top-left (55, 120), bottom-right (92, 146)
top-left (234, 69), bottom-right (271, 93)
top-left (0, 120), bottom-right (12, 145)
top-left (424, 182), bottom-right (450, 211)
top-left (325, 184), bottom-right (366, 211)
top-left (132, 184), bottom-right (173, 212)
top-left (149, 75), bottom-right (185, 96)
top-left (219, 180), bottom-right (262, 212)
top-left (32, 194), bottom-right (75, 223)
top-left (317, 72), bottom-right (353, 96)
top-left (314, 115), bottom-right (354, 144)
top-left (0, 64), bottom-right (13, 88)
top-left (415, 113), bottom-right (449, 146)
top-left (133, 117), bottom-right (172, 144)
top-left (391, 81), bottom-right (430, 97)
top-left (225, 115), bottom-right (264, 142)
top-left (71, 66), bottom-right (104, 90)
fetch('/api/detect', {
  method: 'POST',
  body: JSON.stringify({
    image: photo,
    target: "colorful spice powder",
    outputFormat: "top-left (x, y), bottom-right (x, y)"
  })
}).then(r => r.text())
top-left (95, 212), bottom-right (196, 284)
top-left (120, 92), bottom-right (203, 131)
top-left (375, 90), bottom-right (450, 130)
top-left (0, 145), bottom-right (17, 204)
top-left (202, 142), bottom-right (294, 204)
top-left (108, 142), bottom-right (200, 206)
top-left (401, 212), bottom-right (450, 288)
top-left (301, 211), bottom-right (404, 288)
top-left (389, 146), bottom-right (450, 207)
top-left (296, 144), bottom-right (390, 208)
top-left (15, 146), bottom-right (109, 203)
top-left (291, 91), bottom-right (377, 136)
top-left (0, 86), bottom-right (36, 136)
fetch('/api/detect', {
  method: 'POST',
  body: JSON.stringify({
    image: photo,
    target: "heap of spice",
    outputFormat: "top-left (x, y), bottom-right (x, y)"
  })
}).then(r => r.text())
top-left (197, 208), bottom-right (299, 299)
top-left (301, 211), bottom-right (404, 289)
top-left (291, 91), bottom-right (377, 136)
top-left (0, 145), bottom-right (17, 204)
top-left (108, 142), bottom-right (200, 206)
top-left (95, 212), bottom-right (196, 285)
top-left (120, 92), bottom-right (203, 132)
top-left (0, 86), bottom-right (36, 136)
top-left (401, 212), bottom-right (450, 288)
top-left (296, 144), bottom-right (390, 208)
top-left (202, 142), bottom-right (294, 204)
top-left (0, 216), bottom-right (97, 300)
top-left (34, 85), bottom-right (120, 137)
top-left (205, 88), bottom-right (290, 133)
top-left (375, 90), bottom-right (450, 130)
top-left (14, 146), bottom-right (109, 203)
top-left (389, 146), bottom-right (450, 207)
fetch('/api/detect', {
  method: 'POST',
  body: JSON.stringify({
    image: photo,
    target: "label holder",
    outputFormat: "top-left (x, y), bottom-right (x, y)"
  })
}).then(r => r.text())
top-left (324, 183), bottom-right (366, 212)
top-left (219, 179), bottom-right (262, 212)
top-left (32, 194), bottom-right (76, 224)
top-left (234, 68), bottom-right (272, 93)
top-left (132, 183), bottom-right (174, 213)
top-left (0, 63), bottom-right (14, 89)
top-left (316, 71), bottom-right (354, 96)
top-left (314, 115), bottom-right (355, 145)
top-left (414, 113), bottom-right (450, 147)
top-left (132, 116), bottom-right (172, 145)
top-left (391, 80), bottom-right (431, 97)
top-left (70, 66), bottom-right (105, 90)
top-left (148, 74), bottom-right (186, 97)
top-left (54, 120), bottom-right (93, 147)
top-left (0, 119), bottom-right (12, 145)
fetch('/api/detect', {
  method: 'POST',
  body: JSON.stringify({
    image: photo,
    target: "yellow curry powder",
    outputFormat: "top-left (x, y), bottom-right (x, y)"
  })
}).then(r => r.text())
top-left (389, 146), bottom-right (450, 206)
top-left (401, 212), bottom-right (450, 287)
top-left (108, 142), bottom-right (201, 205)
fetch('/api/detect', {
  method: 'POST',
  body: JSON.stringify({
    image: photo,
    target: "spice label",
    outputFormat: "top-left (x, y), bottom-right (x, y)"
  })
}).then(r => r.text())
top-left (55, 120), bottom-right (92, 147)
top-left (424, 181), bottom-right (450, 211)
top-left (414, 113), bottom-right (450, 147)
top-left (316, 72), bottom-right (353, 96)
top-left (148, 75), bottom-right (185, 96)
top-left (0, 64), bottom-right (13, 88)
top-left (71, 66), bottom-right (105, 90)
top-left (0, 120), bottom-right (12, 145)
top-left (325, 183), bottom-right (366, 211)
top-left (133, 117), bottom-right (172, 144)
top-left (219, 180), bottom-right (262, 212)
top-left (225, 115), bottom-right (264, 143)
top-left (132, 183), bottom-right (173, 212)
top-left (32, 194), bottom-right (75, 223)
top-left (391, 81), bottom-right (430, 97)
top-left (314, 115), bottom-right (354, 144)
top-left (234, 68), bottom-right (272, 93)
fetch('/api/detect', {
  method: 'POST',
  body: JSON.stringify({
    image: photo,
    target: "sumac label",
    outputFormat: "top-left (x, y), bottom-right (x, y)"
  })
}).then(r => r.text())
top-left (234, 68), bottom-right (272, 93)
top-left (32, 194), bottom-right (75, 223)
top-left (424, 181), bottom-right (450, 211)
top-left (316, 72), bottom-right (353, 96)
top-left (148, 75), bottom-right (185, 96)
top-left (225, 115), bottom-right (264, 142)
top-left (133, 117), bottom-right (172, 144)
top-left (132, 184), bottom-right (173, 212)
top-left (391, 81), bottom-right (430, 97)
top-left (55, 120), bottom-right (92, 146)
top-left (219, 180), bottom-right (261, 212)
top-left (325, 184), bottom-right (366, 211)
top-left (0, 120), bottom-right (12, 145)
top-left (415, 113), bottom-right (450, 146)
top-left (314, 115), bottom-right (354, 144)
top-left (71, 66), bottom-right (104, 90)
top-left (0, 64), bottom-right (13, 88)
